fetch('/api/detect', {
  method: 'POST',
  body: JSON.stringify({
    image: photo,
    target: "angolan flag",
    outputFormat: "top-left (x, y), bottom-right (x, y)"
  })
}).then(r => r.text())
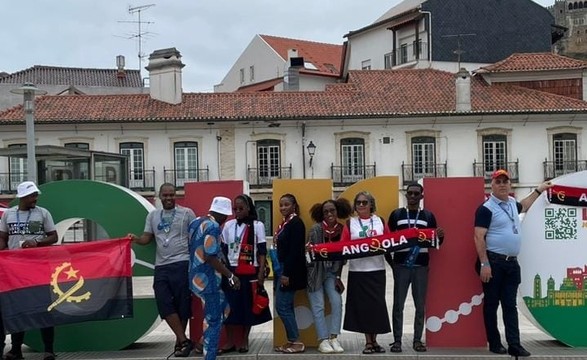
top-left (0, 238), bottom-right (133, 333)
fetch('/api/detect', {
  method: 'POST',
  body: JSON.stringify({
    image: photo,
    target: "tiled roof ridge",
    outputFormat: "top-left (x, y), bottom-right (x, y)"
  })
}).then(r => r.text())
top-left (478, 52), bottom-right (587, 73)
top-left (259, 34), bottom-right (342, 48)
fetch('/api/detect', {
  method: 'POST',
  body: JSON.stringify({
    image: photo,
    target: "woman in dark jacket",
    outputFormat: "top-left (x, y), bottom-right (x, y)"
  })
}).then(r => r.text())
top-left (273, 193), bottom-right (306, 353)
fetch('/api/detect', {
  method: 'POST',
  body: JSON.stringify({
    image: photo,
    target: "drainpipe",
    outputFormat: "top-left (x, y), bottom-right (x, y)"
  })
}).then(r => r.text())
top-left (420, 10), bottom-right (432, 66)
top-left (302, 122), bottom-right (307, 179)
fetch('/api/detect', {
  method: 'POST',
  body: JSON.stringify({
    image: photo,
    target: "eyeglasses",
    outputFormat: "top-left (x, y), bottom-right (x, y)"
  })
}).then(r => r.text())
top-left (494, 179), bottom-right (510, 185)
top-left (406, 191), bottom-right (421, 197)
top-left (355, 200), bottom-right (369, 206)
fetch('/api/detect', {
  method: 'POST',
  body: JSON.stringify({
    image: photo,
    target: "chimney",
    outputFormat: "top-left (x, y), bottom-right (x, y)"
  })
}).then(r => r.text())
top-left (116, 55), bottom-right (126, 79)
top-left (145, 48), bottom-right (185, 104)
top-left (284, 48), bottom-right (304, 91)
top-left (455, 68), bottom-right (471, 112)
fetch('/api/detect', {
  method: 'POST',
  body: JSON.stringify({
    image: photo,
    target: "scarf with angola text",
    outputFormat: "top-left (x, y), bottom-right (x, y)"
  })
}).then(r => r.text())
top-left (307, 228), bottom-right (437, 261)
top-left (547, 185), bottom-right (587, 207)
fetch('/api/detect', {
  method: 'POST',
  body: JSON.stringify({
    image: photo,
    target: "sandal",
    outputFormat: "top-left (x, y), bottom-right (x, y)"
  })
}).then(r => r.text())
top-left (282, 342), bottom-right (305, 353)
top-left (274, 342), bottom-right (291, 352)
top-left (363, 342), bottom-right (375, 354)
top-left (413, 340), bottom-right (427, 352)
top-left (193, 342), bottom-right (203, 355)
top-left (174, 339), bottom-right (194, 357)
top-left (372, 343), bottom-right (386, 353)
top-left (390, 341), bottom-right (402, 353)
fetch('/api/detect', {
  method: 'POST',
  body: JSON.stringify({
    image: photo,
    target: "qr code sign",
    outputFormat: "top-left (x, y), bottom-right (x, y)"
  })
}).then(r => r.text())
top-left (544, 208), bottom-right (577, 240)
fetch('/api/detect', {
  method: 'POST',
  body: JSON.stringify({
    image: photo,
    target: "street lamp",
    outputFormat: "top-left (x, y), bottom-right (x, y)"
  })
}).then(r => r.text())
top-left (10, 83), bottom-right (47, 183)
top-left (307, 141), bottom-right (316, 168)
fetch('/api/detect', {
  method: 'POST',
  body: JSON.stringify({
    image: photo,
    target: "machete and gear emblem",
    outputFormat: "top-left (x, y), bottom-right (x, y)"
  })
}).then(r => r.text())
top-left (48, 262), bottom-right (91, 311)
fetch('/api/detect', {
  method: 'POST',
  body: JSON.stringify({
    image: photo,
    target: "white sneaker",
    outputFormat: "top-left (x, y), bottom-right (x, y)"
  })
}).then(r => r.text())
top-left (329, 338), bottom-right (344, 353)
top-left (318, 339), bottom-right (335, 353)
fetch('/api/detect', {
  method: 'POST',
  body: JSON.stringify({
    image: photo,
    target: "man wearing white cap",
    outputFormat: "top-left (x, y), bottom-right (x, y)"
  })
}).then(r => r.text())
top-left (188, 196), bottom-right (241, 360)
top-left (0, 181), bottom-right (58, 360)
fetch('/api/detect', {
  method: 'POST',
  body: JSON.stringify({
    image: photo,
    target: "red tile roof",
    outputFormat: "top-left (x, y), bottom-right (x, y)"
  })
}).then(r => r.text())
top-left (259, 35), bottom-right (343, 77)
top-left (0, 68), bottom-right (585, 124)
top-left (0, 65), bottom-right (143, 87)
top-left (477, 53), bottom-right (587, 73)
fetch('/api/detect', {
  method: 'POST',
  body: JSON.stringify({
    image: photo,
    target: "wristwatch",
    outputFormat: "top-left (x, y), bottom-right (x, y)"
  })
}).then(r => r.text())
top-left (480, 262), bottom-right (490, 267)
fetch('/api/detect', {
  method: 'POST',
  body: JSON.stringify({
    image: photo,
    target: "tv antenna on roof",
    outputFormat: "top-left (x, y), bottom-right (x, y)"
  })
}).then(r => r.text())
top-left (441, 33), bottom-right (476, 70)
top-left (117, 4), bottom-right (156, 76)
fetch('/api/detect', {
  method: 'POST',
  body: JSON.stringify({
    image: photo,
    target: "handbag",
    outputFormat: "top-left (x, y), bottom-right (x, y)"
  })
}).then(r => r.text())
top-left (251, 281), bottom-right (269, 315)
top-left (234, 225), bottom-right (256, 275)
top-left (235, 243), bottom-right (256, 275)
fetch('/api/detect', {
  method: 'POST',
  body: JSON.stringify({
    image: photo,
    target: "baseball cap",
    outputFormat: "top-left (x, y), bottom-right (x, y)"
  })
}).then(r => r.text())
top-left (209, 196), bottom-right (233, 216)
top-left (491, 169), bottom-right (510, 180)
top-left (16, 181), bottom-right (41, 198)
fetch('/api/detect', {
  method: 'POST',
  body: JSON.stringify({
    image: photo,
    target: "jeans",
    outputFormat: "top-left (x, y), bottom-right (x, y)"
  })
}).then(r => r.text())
top-left (392, 265), bottom-right (428, 342)
top-left (482, 256), bottom-right (521, 347)
top-left (275, 277), bottom-right (299, 341)
top-left (307, 272), bottom-right (343, 340)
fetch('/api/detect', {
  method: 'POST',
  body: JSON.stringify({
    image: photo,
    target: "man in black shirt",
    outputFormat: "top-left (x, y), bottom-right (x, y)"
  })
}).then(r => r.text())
top-left (386, 182), bottom-right (444, 353)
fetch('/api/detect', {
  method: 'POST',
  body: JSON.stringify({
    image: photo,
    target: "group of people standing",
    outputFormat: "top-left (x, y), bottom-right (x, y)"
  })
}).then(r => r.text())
top-left (0, 172), bottom-right (554, 359)
top-left (270, 186), bottom-right (443, 355)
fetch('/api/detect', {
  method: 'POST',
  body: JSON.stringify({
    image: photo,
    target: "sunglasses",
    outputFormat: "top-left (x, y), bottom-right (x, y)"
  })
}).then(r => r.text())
top-left (406, 191), bottom-right (421, 196)
top-left (355, 200), bottom-right (369, 206)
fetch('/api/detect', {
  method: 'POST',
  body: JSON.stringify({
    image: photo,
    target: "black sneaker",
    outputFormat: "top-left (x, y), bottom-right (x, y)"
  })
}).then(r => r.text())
top-left (4, 349), bottom-right (24, 360)
top-left (43, 353), bottom-right (56, 360)
top-left (508, 344), bottom-right (531, 357)
top-left (489, 344), bottom-right (507, 354)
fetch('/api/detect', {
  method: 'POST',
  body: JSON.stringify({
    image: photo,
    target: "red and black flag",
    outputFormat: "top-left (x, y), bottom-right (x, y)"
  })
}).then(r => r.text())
top-left (0, 238), bottom-right (133, 333)
top-left (307, 228), bottom-right (437, 261)
top-left (548, 185), bottom-right (587, 208)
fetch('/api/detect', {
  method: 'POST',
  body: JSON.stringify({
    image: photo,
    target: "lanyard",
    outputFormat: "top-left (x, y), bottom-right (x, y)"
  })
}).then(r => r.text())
top-left (358, 216), bottom-right (374, 237)
top-left (234, 221), bottom-right (246, 244)
top-left (158, 207), bottom-right (176, 233)
top-left (16, 209), bottom-right (33, 235)
top-left (406, 208), bottom-right (421, 229)
top-left (498, 201), bottom-right (515, 223)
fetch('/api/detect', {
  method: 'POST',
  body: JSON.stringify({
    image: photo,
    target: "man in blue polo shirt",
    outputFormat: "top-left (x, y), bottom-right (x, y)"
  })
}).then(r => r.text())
top-left (474, 170), bottom-right (552, 357)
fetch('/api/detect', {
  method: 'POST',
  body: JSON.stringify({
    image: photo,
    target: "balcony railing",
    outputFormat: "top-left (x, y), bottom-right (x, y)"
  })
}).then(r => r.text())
top-left (128, 168), bottom-right (155, 192)
top-left (391, 41), bottom-right (429, 67)
top-left (401, 162), bottom-right (447, 186)
top-left (0, 172), bottom-right (26, 194)
top-left (247, 165), bottom-right (292, 188)
top-left (331, 164), bottom-right (376, 187)
top-left (543, 160), bottom-right (587, 180)
top-left (164, 167), bottom-right (210, 189)
top-left (473, 160), bottom-right (519, 183)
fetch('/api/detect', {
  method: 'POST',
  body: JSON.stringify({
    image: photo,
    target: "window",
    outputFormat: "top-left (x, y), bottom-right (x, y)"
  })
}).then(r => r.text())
top-left (64, 142), bottom-right (89, 150)
top-left (361, 59), bottom-right (371, 70)
top-left (482, 135), bottom-right (507, 175)
top-left (257, 139), bottom-right (281, 182)
top-left (341, 138), bottom-right (365, 183)
top-left (553, 133), bottom-right (577, 175)
top-left (411, 136), bottom-right (435, 177)
top-left (384, 52), bottom-right (393, 69)
top-left (249, 65), bottom-right (255, 82)
top-left (400, 44), bottom-right (408, 64)
top-left (8, 143), bottom-right (26, 189)
top-left (174, 141), bottom-right (199, 186)
top-left (239, 68), bottom-right (245, 84)
top-left (120, 142), bottom-right (144, 188)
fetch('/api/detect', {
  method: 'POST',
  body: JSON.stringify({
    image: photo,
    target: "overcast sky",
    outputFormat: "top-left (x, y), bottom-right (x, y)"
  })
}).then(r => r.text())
top-left (1, 0), bottom-right (554, 92)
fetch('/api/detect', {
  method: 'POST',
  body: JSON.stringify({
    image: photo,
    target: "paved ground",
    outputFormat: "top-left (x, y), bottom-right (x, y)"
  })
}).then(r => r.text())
top-left (7, 268), bottom-right (587, 360)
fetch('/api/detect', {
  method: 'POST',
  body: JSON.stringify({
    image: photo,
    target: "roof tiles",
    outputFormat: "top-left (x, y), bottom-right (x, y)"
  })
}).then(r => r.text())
top-left (0, 65), bottom-right (143, 87)
top-left (1, 68), bottom-right (586, 125)
top-left (478, 52), bottom-right (587, 73)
